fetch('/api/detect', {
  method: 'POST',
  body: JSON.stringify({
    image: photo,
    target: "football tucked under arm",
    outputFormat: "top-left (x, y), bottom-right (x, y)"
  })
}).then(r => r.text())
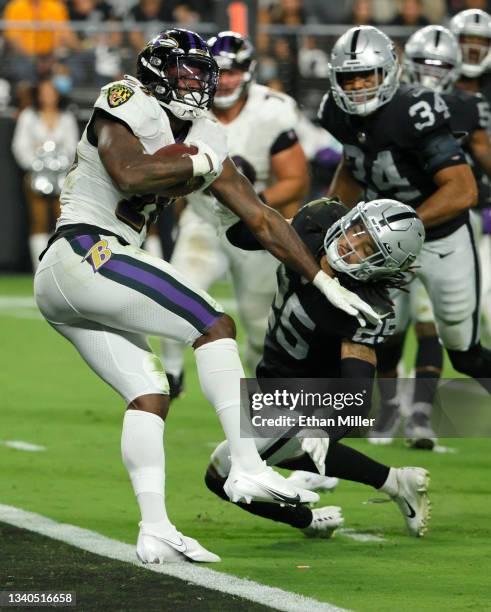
top-left (152, 143), bottom-right (205, 197)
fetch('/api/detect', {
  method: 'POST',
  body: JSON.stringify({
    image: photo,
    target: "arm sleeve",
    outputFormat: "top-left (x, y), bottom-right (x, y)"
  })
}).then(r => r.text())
top-left (11, 110), bottom-right (36, 170)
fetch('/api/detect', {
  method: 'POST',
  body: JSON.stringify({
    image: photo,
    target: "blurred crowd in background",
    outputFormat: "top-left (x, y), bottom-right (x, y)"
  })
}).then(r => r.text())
top-left (1, 0), bottom-right (491, 271)
top-left (0, 0), bottom-right (490, 114)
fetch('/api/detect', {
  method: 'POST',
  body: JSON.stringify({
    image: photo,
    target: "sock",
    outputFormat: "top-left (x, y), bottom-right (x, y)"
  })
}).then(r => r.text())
top-left (29, 233), bottom-right (49, 272)
top-left (121, 409), bottom-right (173, 532)
top-left (413, 335), bottom-right (443, 406)
top-left (143, 234), bottom-right (164, 259)
top-left (160, 337), bottom-right (185, 378)
top-left (194, 338), bottom-right (263, 473)
top-left (278, 442), bottom-right (390, 490)
top-left (205, 466), bottom-right (313, 528)
top-left (380, 467), bottom-right (399, 497)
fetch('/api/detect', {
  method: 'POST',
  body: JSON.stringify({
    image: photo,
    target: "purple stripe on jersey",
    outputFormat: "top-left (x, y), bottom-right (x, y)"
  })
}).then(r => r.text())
top-left (76, 235), bottom-right (96, 250)
top-left (104, 258), bottom-right (217, 326)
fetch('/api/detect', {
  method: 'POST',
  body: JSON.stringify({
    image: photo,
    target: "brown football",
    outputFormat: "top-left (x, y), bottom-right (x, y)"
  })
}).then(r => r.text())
top-left (153, 143), bottom-right (204, 197)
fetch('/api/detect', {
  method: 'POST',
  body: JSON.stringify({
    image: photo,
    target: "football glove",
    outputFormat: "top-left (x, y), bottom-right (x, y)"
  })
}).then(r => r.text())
top-left (313, 270), bottom-right (382, 328)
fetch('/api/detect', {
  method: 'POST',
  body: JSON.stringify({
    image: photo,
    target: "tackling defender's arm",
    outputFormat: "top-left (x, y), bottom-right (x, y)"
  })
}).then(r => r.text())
top-left (95, 117), bottom-right (195, 194)
top-left (328, 157), bottom-right (363, 208)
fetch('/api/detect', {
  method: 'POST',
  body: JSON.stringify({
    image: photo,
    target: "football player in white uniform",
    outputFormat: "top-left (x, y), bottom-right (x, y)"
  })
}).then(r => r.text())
top-left (33, 29), bottom-right (380, 564)
top-left (161, 32), bottom-right (310, 396)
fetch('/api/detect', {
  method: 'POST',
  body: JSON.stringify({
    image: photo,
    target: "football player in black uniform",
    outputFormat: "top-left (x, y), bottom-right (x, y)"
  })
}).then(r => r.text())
top-left (321, 26), bottom-right (491, 403)
top-left (205, 197), bottom-right (432, 538)
top-left (369, 25), bottom-right (491, 448)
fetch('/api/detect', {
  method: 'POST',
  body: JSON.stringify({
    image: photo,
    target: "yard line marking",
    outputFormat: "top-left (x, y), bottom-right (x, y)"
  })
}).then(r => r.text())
top-left (337, 529), bottom-right (386, 543)
top-left (0, 504), bottom-right (350, 612)
top-left (2, 440), bottom-right (46, 452)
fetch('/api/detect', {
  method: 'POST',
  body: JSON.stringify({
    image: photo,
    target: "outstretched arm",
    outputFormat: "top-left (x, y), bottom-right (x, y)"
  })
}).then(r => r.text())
top-left (211, 157), bottom-right (319, 281)
top-left (211, 158), bottom-right (381, 326)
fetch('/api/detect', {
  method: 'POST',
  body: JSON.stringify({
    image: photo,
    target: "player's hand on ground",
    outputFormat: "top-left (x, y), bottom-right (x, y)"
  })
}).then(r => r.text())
top-left (313, 271), bottom-right (382, 328)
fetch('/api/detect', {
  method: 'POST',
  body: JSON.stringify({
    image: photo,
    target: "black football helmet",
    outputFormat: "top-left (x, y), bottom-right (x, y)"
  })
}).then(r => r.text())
top-left (137, 28), bottom-right (219, 120)
top-left (207, 31), bottom-right (256, 109)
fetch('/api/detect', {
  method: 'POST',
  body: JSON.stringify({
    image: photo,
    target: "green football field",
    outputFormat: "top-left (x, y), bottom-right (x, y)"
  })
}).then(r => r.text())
top-left (1, 275), bottom-right (490, 612)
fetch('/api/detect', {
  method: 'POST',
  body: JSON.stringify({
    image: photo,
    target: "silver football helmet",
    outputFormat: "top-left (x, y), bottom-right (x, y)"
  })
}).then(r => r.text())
top-left (329, 26), bottom-right (400, 116)
top-left (403, 26), bottom-right (462, 93)
top-left (324, 199), bottom-right (425, 282)
top-left (449, 9), bottom-right (491, 78)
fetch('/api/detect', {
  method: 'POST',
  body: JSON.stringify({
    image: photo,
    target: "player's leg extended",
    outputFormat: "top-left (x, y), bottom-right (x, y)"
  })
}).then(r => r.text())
top-left (160, 208), bottom-right (228, 397)
top-left (34, 242), bottom-right (220, 562)
top-left (406, 279), bottom-right (443, 449)
top-left (225, 240), bottom-right (278, 373)
top-left (205, 438), bottom-right (430, 537)
top-left (419, 223), bottom-right (491, 392)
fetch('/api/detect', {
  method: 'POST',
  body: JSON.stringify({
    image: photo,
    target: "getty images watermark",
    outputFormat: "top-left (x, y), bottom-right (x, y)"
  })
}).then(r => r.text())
top-left (239, 378), bottom-right (491, 439)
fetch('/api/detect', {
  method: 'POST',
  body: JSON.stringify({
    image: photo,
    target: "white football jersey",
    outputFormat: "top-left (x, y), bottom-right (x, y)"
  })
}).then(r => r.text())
top-left (58, 76), bottom-right (175, 246)
top-left (187, 83), bottom-right (300, 227)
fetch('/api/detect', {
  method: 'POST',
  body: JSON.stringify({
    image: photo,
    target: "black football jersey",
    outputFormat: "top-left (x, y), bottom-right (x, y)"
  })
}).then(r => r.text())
top-left (318, 84), bottom-right (468, 241)
top-left (444, 87), bottom-right (491, 208)
top-left (479, 72), bottom-right (491, 107)
top-left (257, 200), bottom-right (394, 379)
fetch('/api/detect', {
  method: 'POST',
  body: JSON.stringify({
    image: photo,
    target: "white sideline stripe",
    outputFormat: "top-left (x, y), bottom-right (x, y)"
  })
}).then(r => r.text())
top-left (337, 529), bottom-right (386, 543)
top-left (0, 296), bottom-right (36, 308)
top-left (0, 504), bottom-right (349, 612)
top-left (2, 440), bottom-right (46, 452)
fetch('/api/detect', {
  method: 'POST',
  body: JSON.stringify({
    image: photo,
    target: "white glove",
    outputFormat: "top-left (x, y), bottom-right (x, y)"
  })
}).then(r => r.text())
top-left (300, 436), bottom-right (330, 476)
top-left (312, 270), bottom-right (381, 328)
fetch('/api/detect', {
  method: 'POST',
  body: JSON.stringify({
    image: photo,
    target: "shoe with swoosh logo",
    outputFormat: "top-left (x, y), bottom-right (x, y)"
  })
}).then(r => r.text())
top-left (136, 523), bottom-right (221, 563)
top-left (390, 467), bottom-right (431, 537)
top-left (224, 463), bottom-right (320, 505)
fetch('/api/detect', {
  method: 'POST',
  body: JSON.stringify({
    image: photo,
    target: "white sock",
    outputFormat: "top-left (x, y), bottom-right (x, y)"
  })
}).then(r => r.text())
top-left (160, 337), bottom-right (185, 378)
top-left (29, 233), bottom-right (49, 272)
top-left (380, 467), bottom-right (399, 497)
top-left (144, 235), bottom-right (164, 259)
top-left (194, 338), bottom-right (263, 473)
top-left (121, 409), bottom-right (173, 532)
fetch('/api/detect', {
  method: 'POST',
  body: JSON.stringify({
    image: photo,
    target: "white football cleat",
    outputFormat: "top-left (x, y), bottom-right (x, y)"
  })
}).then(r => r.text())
top-left (302, 506), bottom-right (344, 538)
top-left (136, 524), bottom-right (221, 563)
top-left (224, 463), bottom-right (320, 505)
top-left (390, 467), bottom-right (431, 537)
top-left (287, 470), bottom-right (339, 492)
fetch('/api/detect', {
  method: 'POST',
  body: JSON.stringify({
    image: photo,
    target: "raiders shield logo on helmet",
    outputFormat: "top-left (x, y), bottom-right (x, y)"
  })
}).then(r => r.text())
top-left (107, 84), bottom-right (134, 108)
